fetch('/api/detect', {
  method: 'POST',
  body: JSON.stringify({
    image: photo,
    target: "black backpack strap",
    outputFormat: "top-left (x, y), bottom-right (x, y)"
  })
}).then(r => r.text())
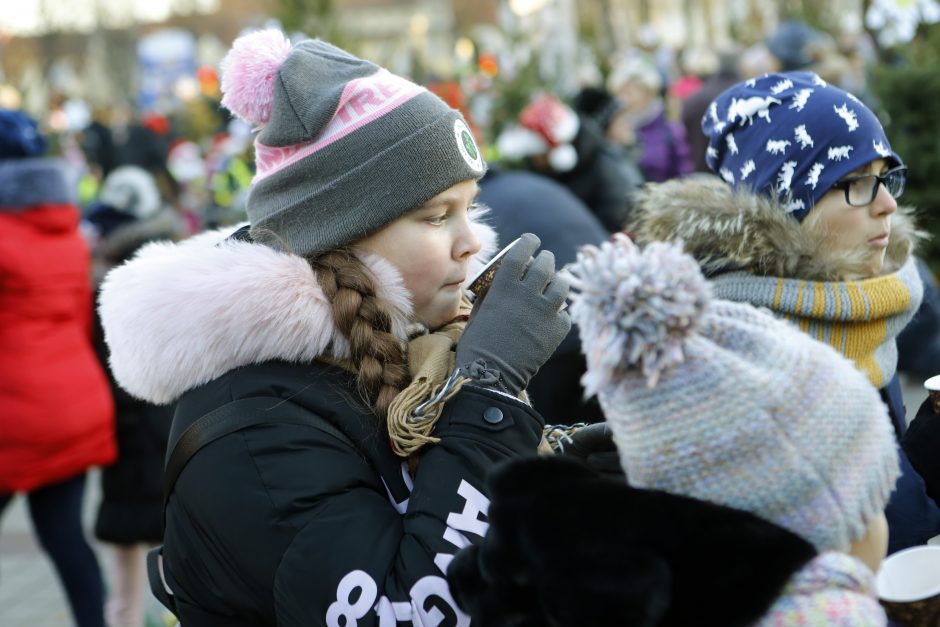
top-left (151, 396), bottom-right (355, 614)
top-left (163, 396), bottom-right (352, 511)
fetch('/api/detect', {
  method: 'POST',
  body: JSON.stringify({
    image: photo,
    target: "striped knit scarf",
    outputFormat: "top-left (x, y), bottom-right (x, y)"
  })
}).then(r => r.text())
top-left (711, 256), bottom-right (923, 388)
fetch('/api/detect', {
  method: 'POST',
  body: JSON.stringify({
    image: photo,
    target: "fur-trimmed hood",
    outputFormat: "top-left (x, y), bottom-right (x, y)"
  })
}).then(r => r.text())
top-left (630, 175), bottom-right (924, 281)
top-left (0, 157), bottom-right (78, 210)
top-left (99, 215), bottom-right (498, 405)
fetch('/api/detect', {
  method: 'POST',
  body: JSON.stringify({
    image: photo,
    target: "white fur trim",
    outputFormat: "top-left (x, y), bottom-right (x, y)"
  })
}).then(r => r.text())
top-left (99, 218), bottom-right (498, 404)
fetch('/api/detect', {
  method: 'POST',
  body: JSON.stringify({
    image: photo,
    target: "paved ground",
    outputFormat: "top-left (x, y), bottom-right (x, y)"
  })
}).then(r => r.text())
top-left (0, 470), bottom-right (172, 627)
top-left (0, 376), bottom-right (935, 626)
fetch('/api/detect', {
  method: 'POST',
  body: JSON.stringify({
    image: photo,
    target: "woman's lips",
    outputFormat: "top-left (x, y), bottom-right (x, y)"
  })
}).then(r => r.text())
top-left (868, 233), bottom-right (890, 248)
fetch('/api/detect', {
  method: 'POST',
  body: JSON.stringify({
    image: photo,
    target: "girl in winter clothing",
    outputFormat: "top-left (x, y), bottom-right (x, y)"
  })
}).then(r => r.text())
top-left (98, 30), bottom-right (570, 627)
top-left (0, 108), bottom-right (116, 627)
top-left (449, 235), bottom-right (899, 626)
top-left (629, 71), bottom-right (940, 553)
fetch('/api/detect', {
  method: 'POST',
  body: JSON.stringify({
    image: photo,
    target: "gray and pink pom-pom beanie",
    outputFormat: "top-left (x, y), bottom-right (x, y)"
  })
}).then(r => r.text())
top-left (219, 29), bottom-right (486, 256)
top-left (566, 234), bottom-right (899, 553)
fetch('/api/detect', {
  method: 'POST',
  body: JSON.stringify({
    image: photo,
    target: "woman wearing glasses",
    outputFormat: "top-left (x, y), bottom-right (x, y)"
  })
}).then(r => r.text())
top-left (628, 71), bottom-right (940, 553)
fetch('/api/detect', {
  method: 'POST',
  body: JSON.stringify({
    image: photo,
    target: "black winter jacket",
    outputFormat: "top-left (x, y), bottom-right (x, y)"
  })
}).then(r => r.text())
top-left (163, 360), bottom-right (543, 626)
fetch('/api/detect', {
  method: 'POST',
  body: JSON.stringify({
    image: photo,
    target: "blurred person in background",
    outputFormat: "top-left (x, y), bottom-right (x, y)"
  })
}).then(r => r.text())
top-left (110, 107), bottom-right (177, 206)
top-left (737, 42), bottom-right (781, 80)
top-left (203, 121), bottom-right (254, 229)
top-left (681, 47), bottom-right (740, 173)
top-left (667, 46), bottom-right (715, 103)
top-left (766, 19), bottom-right (822, 72)
top-left (0, 108), bottom-right (116, 627)
top-left (497, 93), bottom-right (644, 232)
top-left (84, 165), bottom-right (185, 627)
top-left (607, 57), bottom-right (693, 183)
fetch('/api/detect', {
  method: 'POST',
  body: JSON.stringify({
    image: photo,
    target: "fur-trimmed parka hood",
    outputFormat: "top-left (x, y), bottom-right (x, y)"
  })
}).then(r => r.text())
top-left (99, 215), bottom-right (497, 405)
top-left (631, 175), bottom-right (924, 281)
top-left (0, 157), bottom-right (78, 210)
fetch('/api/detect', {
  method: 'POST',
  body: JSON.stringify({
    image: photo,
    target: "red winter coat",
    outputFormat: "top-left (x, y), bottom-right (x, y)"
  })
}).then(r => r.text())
top-left (0, 193), bottom-right (115, 493)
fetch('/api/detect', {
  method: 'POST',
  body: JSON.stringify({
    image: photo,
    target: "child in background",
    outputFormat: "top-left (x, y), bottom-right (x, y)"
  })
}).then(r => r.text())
top-left (84, 164), bottom-right (184, 627)
top-left (630, 71), bottom-right (940, 552)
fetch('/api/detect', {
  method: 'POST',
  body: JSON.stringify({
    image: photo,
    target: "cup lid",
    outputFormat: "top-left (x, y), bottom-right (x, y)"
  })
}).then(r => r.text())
top-left (876, 545), bottom-right (940, 602)
top-left (924, 374), bottom-right (940, 392)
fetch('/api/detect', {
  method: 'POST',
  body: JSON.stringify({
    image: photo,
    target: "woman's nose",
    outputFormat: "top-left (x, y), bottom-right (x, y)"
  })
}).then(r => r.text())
top-left (871, 181), bottom-right (898, 218)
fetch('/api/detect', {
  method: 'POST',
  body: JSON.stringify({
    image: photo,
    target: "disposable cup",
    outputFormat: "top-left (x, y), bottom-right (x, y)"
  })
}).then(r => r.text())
top-left (467, 238), bottom-right (520, 303)
top-left (876, 545), bottom-right (940, 626)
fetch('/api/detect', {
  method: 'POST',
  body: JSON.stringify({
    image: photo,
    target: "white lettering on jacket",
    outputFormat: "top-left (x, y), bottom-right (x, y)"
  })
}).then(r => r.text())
top-left (327, 479), bottom-right (489, 626)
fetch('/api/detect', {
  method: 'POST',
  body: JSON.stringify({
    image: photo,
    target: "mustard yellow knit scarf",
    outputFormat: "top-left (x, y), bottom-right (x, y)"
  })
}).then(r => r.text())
top-left (711, 256), bottom-right (923, 388)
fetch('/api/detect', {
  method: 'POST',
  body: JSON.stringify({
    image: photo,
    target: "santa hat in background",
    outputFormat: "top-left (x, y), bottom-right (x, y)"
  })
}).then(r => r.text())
top-left (497, 94), bottom-right (580, 172)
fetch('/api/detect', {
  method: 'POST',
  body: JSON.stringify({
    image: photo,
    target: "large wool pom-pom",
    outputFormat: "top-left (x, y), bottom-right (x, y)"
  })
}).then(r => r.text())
top-left (220, 29), bottom-right (293, 126)
top-left (567, 234), bottom-right (711, 393)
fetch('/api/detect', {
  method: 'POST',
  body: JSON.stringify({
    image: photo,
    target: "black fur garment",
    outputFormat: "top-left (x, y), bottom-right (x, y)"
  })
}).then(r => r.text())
top-left (447, 457), bottom-right (817, 627)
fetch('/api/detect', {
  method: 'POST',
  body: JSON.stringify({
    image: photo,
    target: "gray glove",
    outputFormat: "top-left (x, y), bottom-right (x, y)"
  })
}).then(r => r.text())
top-left (456, 233), bottom-right (571, 396)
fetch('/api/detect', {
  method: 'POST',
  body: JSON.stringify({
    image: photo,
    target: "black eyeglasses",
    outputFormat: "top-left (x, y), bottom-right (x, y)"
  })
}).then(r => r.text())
top-left (830, 166), bottom-right (907, 207)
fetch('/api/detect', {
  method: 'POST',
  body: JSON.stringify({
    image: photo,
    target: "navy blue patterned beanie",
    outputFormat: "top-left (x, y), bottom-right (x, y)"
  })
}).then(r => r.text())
top-left (703, 71), bottom-right (901, 222)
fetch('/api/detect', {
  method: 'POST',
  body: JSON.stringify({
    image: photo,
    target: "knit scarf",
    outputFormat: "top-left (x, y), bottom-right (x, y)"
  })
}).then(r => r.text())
top-left (321, 306), bottom-right (471, 457)
top-left (756, 552), bottom-right (886, 625)
top-left (386, 311), bottom-right (470, 456)
top-left (711, 256), bottom-right (922, 388)
top-left (328, 294), bottom-right (539, 458)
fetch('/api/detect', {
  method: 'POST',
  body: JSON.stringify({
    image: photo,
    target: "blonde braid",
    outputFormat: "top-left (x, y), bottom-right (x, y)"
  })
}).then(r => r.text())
top-left (308, 249), bottom-right (410, 421)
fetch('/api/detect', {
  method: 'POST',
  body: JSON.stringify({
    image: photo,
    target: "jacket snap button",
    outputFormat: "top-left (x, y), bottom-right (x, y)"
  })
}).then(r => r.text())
top-left (483, 407), bottom-right (504, 424)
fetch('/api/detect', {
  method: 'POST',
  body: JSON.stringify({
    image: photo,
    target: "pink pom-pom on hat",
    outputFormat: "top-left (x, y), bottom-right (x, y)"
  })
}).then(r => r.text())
top-left (220, 29), bottom-right (293, 126)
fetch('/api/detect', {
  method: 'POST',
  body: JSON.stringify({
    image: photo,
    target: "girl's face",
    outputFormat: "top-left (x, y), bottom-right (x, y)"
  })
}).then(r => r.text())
top-left (357, 179), bottom-right (482, 329)
top-left (803, 158), bottom-right (898, 278)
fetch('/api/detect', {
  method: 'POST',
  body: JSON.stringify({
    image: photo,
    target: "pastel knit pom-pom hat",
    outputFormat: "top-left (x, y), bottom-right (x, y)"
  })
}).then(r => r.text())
top-left (567, 234), bottom-right (900, 553)
top-left (218, 29), bottom-right (486, 257)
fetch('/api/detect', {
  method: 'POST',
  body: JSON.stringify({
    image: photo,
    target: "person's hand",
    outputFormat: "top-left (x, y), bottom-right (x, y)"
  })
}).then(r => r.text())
top-left (456, 233), bottom-right (570, 396)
